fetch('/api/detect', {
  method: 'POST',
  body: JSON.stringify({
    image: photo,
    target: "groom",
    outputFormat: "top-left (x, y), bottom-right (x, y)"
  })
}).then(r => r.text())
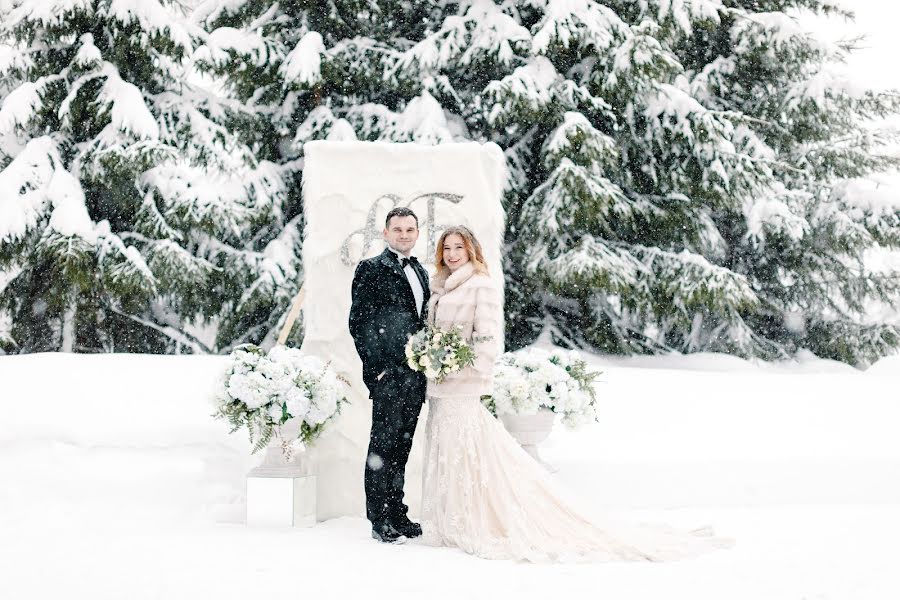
top-left (349, 206), bottom-right (430, 543)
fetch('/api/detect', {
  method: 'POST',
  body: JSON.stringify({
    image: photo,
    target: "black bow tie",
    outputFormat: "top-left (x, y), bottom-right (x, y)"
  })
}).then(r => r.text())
top-left (400, 256), bottom-right (418, 268)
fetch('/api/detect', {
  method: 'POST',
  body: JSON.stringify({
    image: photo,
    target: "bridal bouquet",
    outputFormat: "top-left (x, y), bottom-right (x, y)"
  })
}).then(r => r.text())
top-left (405, 323), bottom-right (481, 383)
top-left (481, 347), bottom-right (601, 429)
top-left (213, 344), bottom-right (347, 456)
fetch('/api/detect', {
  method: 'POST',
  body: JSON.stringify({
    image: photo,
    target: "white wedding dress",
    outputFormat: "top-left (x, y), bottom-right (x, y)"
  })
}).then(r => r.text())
top-left (419, 393), bottom-right (732, 562)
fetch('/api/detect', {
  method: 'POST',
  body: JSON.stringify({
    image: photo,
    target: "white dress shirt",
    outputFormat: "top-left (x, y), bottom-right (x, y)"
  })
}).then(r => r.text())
top-left (387, 246), bottom-right (424, 317)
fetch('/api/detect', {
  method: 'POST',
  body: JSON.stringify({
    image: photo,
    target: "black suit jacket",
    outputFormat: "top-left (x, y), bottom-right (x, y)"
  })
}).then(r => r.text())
top-left (349, 248), bottom-right (430, 390)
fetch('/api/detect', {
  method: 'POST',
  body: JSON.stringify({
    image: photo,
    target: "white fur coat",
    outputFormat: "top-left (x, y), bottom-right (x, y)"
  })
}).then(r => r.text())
top-left (426, 262), bottom-right (503, 399)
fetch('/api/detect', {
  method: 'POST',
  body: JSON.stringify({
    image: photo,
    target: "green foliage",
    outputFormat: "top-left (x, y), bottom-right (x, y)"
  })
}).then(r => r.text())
top-left (1, 0), bottom-right (896, 366)
top-left (0, 0), bottom-right (298, 354)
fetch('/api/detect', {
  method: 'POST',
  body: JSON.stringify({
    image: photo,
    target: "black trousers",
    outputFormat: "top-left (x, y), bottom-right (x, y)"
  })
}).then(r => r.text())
top-left (363, 367), bottom-right (426, 528)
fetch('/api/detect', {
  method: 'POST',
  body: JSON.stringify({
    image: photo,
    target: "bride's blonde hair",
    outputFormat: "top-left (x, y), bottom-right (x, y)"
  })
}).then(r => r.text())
top-left (434, 225), bottom-right (489, 279)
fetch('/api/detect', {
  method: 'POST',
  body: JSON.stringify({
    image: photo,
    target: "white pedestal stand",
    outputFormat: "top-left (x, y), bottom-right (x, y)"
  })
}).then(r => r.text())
top-left (246, 421), bottom-right (317, 527)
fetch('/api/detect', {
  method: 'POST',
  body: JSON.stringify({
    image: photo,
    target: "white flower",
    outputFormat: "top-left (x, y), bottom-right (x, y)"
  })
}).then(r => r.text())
top-left (299, 355), bottom-right (326, 373)
top-left (307, 390), bottom-right (338, 426)
top-left (257, 357), bottom-right (288, 381)
top-left (266, 402), bottom-right (284, 422)
top-left (227, 373), bottom-right (267, 409)
top-left (233, 347), bottom-right (262, 367)
top-left (218, 345), bottom-right (347, 454)
top-left (284, 387), bottom-right (311, 419)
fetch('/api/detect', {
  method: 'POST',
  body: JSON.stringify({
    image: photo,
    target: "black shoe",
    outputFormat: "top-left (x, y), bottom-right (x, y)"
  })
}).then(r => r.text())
top-left (371, 523), bottom-right (407, 544)
top-left (394, 519), bottom-right (422, 539)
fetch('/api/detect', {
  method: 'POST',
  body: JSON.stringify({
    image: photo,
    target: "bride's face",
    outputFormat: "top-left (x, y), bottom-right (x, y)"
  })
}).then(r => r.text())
top-left (442, 233), bottom-right (469, 272)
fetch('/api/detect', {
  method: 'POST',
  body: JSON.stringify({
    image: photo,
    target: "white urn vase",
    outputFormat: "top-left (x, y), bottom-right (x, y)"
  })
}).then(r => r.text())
top-left (499, 407), bottom-right (557, 471)
top-left (249, 417), bottom-right (312, 477)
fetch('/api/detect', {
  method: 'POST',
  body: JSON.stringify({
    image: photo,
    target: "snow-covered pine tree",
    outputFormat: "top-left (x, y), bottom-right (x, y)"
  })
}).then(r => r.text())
top-left (191, 0), bottom-right (465, 155)
top-left (191, 0), bottom-right (468, 344)
top-left (7, 0), bottom-right (892, 364)
top-left (682, 2), bottom-right (900, 364)
top-left (0, 0), bottom-right (297, 353)
top-left (0, 36), bottom-right (18, 352)
top-left (389, 0), bottom-right (900, 364)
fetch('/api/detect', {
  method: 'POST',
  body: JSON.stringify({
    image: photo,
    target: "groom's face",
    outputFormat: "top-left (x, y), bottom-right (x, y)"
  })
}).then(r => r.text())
top-left (384, 215), bottom-right (419, 255)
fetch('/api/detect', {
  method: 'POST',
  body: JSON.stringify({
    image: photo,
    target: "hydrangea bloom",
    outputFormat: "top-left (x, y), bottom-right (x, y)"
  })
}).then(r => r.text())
top-left (484, 347), bottom-right (601, 429)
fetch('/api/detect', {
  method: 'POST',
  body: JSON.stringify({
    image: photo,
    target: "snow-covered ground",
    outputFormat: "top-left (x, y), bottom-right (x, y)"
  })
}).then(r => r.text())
top-left (1, 347), bottom-right (898, 599)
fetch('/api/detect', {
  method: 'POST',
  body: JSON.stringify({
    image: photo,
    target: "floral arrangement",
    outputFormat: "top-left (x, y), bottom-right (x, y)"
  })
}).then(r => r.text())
top-left (213, 344), bottom-right (347, 456)
top-left (481, 347), bottom-right (601, 429)
top-left (405, 323), bottom-right (481, 382)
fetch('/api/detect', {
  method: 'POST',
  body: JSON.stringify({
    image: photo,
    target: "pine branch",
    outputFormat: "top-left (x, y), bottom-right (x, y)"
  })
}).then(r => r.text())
top-left (107, 305), bottom-right (212, 354)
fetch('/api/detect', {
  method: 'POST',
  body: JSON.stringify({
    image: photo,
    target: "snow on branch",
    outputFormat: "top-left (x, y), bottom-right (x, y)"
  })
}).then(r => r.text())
top-left (642, 0), bottom-right (723, 36)
top-left (604, 21), bottom-right (681, 95)
top-left (233, 222), bottom-right (301, 313)
top-left (0, 136), bottom-right (93, 245)
top-left (785, 68), bottom-right (873, 110)
top-left (817, 179), bottom-right (900, 248)
top-left (103, 0), bottom-right (196, 55)
top-left (139, 159), bottom-right (285, 239)
top-left (195, 26), bottom-right (278, 69)
top-left (73, 32), bottom-right (102, 69)
top-left (1, 0), bottom-right (95, 29)
top-left (96, 224), bottom-right (158, 297)
top-left (743, 183), bottom-right (810, 246)
top-left (393, 1), bottom-right (529, 74)
top-left (46, 161), bottom-right (95, 241)
top-left (522, 158), bottom-right (634, 240)
top-left (636, 83), bottom-right (781, 201)
top-left (153, 91), bottom-right (256, 171)
top-left (455, 0), bottom-right (530, 66)
top-left (0, 136), bottom-right (56, 244)
top-left (94, 65), bottom-right (160, 140)
top-left (0, 41), bottom-right (33, 78)
top-left (143, 238), bottom-right (217, 290)
top-left (0, 77), bottom-right (52, 133)
top-left (391, 91), bottom-right (454, 144)
top-left (484, 56), bottom-right (558, 125)
top-left (538, 235), bottom-right (646, 294)
top-left (293, 105), bottom-right (339, 144)
top-left (531, 0), bottom-right (627, 55)
top-left (730, 10), bottom-right (838, 58)
top-left (635, 245), bottom-right (759, 313)
top-left (543, 111), bottom-right (617, 172)
top-left (343, 92), bottom-right (455, 145)
top-left (280, 31), bottom-right (324, 86)
top-left (192, 0), bottom-right (255, 28)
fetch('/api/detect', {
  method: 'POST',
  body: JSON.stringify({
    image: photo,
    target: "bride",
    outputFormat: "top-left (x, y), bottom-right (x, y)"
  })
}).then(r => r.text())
top-left (419, 225), bottom-right (731, 562)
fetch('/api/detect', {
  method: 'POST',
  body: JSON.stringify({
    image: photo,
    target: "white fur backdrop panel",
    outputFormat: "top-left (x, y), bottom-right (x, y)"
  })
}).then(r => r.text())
top-left (299, 140), bottom-right (506, 520)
